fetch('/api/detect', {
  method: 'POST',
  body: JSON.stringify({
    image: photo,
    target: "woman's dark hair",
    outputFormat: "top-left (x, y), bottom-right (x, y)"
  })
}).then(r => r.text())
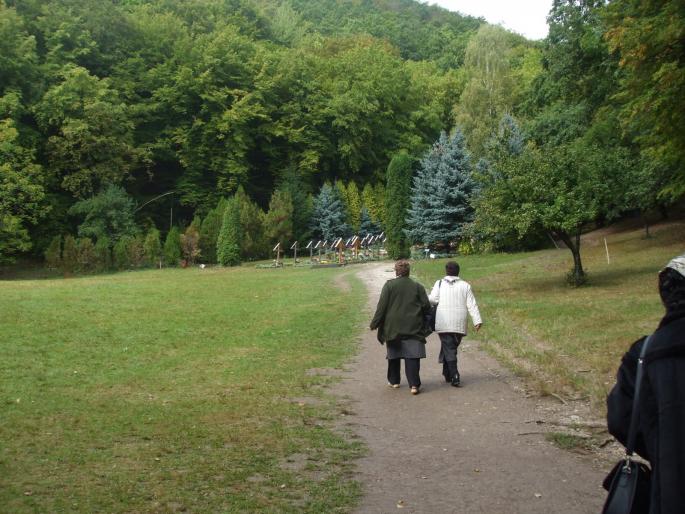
top-left (445, 261), bottom-right (460, 276)
top-left (659, 267), bottom-right (685, 312)
top-left (395, 260), bottom-right (410, 277)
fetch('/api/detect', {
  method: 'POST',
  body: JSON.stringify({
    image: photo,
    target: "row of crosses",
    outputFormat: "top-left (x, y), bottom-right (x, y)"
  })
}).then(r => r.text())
top-left (272, 233), bottom-right (386, 266)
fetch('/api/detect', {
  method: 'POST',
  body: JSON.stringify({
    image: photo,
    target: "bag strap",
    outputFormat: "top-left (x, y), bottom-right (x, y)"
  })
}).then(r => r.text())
top-left (625, 334), bottom-right (653, 456)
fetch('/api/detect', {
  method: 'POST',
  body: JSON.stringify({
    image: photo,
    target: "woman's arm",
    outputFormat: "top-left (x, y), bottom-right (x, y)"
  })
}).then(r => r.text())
top-left (466, 284), bottom-right (482, 327)
top-left (428, 280), bottom-right (440, 305)
top-left (370, 282), bottom-right (390, 330)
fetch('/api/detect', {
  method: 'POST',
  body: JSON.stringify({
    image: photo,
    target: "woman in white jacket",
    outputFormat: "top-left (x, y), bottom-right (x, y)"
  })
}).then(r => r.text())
top-left (429, 261), bottom-right (482, 386)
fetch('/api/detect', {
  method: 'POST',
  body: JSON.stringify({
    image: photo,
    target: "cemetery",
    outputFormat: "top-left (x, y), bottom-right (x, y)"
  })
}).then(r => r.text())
top-left (256, 233), bottom-right (387, 268)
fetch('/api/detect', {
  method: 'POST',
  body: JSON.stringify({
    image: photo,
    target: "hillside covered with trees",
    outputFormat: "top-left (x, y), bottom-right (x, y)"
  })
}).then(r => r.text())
top-left (1, 0), bottom-right (683, 282)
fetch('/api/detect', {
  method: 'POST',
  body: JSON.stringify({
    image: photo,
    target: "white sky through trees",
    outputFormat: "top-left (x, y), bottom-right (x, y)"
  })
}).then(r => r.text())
top-left (424, 0), bottom-right (552, 40)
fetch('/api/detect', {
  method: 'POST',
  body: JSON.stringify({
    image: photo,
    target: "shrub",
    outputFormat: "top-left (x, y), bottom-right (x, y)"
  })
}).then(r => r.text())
top-left (113, 237), bottom-right (132, 270)
top-left (180, 224), bottom-right (201, 265)
top-left (77, 238), bottom-right (96, 272)
top-left (44, 235), bottom-right (62, 269)
top-left (128, 235), bottom-right (146, 268)
top-left (61, 235), bottom-right (78, 275)
top-left (95, 236), bottom-right (112, 271)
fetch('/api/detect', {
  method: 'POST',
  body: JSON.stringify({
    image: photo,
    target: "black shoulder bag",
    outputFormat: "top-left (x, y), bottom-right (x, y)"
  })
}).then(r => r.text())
top-left (602, 335), bottom-right (653, 514)
top-left (426, 279), bottom-right (441, 332)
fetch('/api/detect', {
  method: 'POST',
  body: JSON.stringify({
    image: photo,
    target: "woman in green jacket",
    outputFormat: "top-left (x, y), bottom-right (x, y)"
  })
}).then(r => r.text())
top-left (370, 260), bottom-right (432, 394)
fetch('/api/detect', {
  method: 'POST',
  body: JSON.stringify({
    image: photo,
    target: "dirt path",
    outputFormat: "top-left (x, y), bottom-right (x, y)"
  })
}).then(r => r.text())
top-left (337, 263), bottom-right (607, 513)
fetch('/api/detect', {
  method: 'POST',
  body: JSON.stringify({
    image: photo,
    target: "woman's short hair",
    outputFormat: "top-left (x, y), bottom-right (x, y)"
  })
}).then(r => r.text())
top-left (445, 261), bottom-right (460, 276)
top-left (395, 260), bottom-right (410, 277)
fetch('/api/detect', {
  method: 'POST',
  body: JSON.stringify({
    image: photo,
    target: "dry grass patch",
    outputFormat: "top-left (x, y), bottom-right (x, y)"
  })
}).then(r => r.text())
top-left (413, 219), bottom-right (685, 414)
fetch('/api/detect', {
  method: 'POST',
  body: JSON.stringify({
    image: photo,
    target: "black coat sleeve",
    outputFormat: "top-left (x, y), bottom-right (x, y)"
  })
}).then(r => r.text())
top-left (370, 282), bottom-right (389, 331)
top-left (606, 337), bottom-right (649, 458)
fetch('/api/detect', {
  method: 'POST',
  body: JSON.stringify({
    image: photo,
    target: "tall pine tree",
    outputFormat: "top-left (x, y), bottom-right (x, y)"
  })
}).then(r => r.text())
top-left (406, 130), bottom-right (476, 248)
top-left (385, 151), bottom-right (413, 259)
top-left (311, 183), bottom-right (349, 241)
top-left (217, 198), bottom-right (241, 267)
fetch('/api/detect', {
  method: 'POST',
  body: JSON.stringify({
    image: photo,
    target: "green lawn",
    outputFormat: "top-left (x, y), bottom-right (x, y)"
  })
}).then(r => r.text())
top-left (0, 266), bottom-right (366, 513)
top-left (412, 221), bottom-right (685, 412)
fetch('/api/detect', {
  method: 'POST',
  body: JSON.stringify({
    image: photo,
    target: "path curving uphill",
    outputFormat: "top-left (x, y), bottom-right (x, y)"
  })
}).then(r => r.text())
top-left (337, 263), bottom-right (606, 513)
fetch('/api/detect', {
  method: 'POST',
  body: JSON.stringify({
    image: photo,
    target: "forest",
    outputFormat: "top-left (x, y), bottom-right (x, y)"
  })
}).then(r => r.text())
top-left (1, 0), bottom-right (683, 282)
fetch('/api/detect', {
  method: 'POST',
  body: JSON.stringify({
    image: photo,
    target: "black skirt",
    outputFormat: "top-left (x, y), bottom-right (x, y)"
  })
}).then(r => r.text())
top-left (386, 337), bottom-right (426, 360)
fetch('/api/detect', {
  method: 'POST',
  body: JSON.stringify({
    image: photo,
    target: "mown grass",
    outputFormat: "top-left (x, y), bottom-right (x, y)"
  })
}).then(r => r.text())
top-left (0, 265), bottom-right (366, 513)
top-left (412, 220), bottom-right (685, 414)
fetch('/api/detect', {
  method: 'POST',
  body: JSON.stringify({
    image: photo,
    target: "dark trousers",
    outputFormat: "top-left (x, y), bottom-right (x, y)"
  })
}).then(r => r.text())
top-left (439, 333), bottom-right (463, 380)
top-left (387, 358), bottom-right (421, 387)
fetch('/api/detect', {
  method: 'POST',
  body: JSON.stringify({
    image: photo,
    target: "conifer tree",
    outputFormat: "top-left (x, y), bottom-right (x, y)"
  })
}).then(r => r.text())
top-left (373, 182), bottom-right (387, 228)
top-left (359, 206), bottom-right (380, 236)
top-left (362, 183), bottom-right (378, 222)
top-left (199, 199), bottom-right (226, 264)
top-left (163, 226), bottom-right (181, 267)
top-left (279, 170), bottom-right (312, 243)
top-left (217, 198), bottom-right (241, 266)
top-left (264, 189), bottom-right (293, 248)
top-left (311, 183), bottom-right (350, 241)
top-left (235, 187), bottom-right (267, 260)
top-left (406, 130), bottom-right (476, 248)
top-left (346, 181), bottom-right (362, 233)
top-left (385, 151), bottom-right (414, 259)
top-left (143, 227), bottom-right (162, 268)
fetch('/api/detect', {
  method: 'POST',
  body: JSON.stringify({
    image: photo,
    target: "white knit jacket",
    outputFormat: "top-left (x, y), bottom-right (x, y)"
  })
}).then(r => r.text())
top-left (429, 276), bottom-right (482, 335)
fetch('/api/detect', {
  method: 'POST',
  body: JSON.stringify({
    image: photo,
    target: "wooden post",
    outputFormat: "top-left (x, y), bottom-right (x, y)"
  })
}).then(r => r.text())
top-left (273, 242), bottom-right (281, 266)
top-left (291, 241), bottom-right (298, 263)
top-left (351, 236), bottom-right (360, 259)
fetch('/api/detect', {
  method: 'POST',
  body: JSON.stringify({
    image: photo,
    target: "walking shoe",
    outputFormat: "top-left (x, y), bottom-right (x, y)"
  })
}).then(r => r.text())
top-left (387, 383), bottom-right (400, 389)
top-left (410, 386), bottom-right (420, 395)
top-left (451, 376), bottom-right (461, 387)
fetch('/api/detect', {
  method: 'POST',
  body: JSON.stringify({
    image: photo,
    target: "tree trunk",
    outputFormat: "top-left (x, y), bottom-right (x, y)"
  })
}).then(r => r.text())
top-left (642, 212), bottom-right (651, 239)
top-left (555, 229), bottom-right (586, 286)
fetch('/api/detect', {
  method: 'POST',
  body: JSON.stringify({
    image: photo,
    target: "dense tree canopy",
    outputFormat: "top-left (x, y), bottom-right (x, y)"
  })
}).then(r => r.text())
top-left (0, 0), bottom-right (681, 272)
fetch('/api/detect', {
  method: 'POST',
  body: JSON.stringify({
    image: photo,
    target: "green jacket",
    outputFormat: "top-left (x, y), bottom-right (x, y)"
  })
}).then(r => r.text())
top-left (370, 276), bottom-right (432, 343)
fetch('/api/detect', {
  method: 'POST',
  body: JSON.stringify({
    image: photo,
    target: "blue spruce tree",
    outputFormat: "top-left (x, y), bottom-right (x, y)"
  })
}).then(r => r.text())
top-left (311, 183), bottom-right (350, 241)
top-left (359, 206), bottom-right (380, 237)
top-left (405, 129), bottom-right (476, 248)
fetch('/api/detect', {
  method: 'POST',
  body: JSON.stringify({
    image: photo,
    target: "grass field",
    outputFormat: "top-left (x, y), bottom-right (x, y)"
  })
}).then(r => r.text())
top-left (412, 220), bottom-right (685, 413)
top-left (0, 266), bottom-right (366, 513)
top-left (2, 219), bottom-right (682, 511)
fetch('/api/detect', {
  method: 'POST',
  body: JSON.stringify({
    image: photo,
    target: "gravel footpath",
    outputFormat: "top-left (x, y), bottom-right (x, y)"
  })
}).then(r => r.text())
top-left (336, 263), bottom-right (607, 514)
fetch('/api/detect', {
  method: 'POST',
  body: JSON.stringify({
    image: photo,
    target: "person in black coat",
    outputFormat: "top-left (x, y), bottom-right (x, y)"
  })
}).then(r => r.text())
top-left (607, 253), bottom-right (685, 514)
top-left (370, 260), bottom-right (432, 395)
